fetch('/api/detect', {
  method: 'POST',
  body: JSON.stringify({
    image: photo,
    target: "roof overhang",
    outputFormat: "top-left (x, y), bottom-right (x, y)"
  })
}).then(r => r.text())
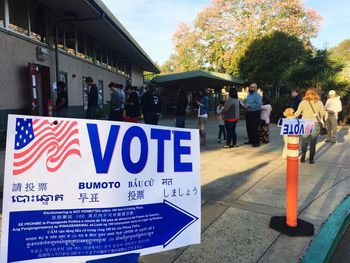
top-left (152, 70), bottom-right (245, 90)
top-left (40, 0), bottom-right (160, 73)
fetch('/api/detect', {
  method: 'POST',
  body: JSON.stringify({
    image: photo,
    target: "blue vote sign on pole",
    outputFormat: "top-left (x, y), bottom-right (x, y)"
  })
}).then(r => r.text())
top-left (279, 118), bottom-right (315, 136)
top-left (1, 115), bottom-right (201, 263)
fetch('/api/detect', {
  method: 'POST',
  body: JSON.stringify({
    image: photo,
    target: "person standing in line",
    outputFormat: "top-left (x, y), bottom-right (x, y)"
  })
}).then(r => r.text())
top-left (216, 101), bottom-right (227, 144)
top-left (325, 90), bottom-right (342, 143)
top-left (141, 84), bottom-right (161, 125)
top-left (124, 86), bottom-right (140, 123)
top-left (197, 89), bottom-right (209, 146)
top-left (118, 84), bottom-right (126, 120)
top-left (55, 81), bottom-right (68, 117)
top-left (290, 88), bottom-right (302, 112)
top-left (108, 82), bottom-right (123, 121)
top-left (294, 88), bottom-right (325, 164)
top-left (84, 77), bottom-right (98, 119)
top-left (260, 97), bottom-right (272, 144)
top-left (175, 89), bottom-right (188, 128)
top-left (222, 88), bottom-right (240, 148)
top-left (244, 83), bottom-right (262, 147)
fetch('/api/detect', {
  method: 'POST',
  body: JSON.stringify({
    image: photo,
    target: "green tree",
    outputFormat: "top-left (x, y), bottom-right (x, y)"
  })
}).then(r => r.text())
top-left (329, 39), bottom-right (350, 62)
top-left (238, 31), bottom-right (306, 98)
top-left (328, 39), bottom-right (350, 123)
top-left (283, 49), bottom-right (345, 93)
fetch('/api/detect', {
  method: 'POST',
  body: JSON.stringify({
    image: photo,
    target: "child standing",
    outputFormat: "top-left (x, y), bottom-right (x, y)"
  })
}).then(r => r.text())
top-left (217, 101), bottom-right (226, 143)
top-left (281, 108), bottom-right (295, 159)
top-left (260, 97), bottom-right (272, 143)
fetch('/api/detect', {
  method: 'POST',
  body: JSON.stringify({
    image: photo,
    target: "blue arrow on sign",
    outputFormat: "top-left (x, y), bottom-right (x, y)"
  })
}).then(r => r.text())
top-left (8, 200), bottom-right (199, 262)
top-left (144, 200), bottom-right (199, 248)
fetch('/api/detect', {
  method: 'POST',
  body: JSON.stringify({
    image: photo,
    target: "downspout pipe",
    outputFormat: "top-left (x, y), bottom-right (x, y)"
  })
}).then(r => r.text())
top-left (54, 16), bottom-right (102, 84)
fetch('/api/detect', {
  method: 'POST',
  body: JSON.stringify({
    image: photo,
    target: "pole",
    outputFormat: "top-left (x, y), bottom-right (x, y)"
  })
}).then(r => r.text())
top-left (55, 23), bottom-right (60, 85)
top-left (54, 16), bottom-right (102, 84)
top-left (269, 134), bottom-right (314, 236)
top-left (286, 135), bottom-right (299, 227)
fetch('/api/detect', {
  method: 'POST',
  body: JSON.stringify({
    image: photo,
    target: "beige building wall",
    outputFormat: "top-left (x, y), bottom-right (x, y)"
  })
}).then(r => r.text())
top-left (0, 30), bottom-right (138, 111)
top-left (131, 66), bottom-right (144, 87)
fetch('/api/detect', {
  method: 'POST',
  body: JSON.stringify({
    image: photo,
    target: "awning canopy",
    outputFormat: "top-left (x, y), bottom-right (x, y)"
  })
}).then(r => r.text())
top-left (39, 0), bottom-right (160, 73)
top-left (152, 70), bottom-right (245, 90)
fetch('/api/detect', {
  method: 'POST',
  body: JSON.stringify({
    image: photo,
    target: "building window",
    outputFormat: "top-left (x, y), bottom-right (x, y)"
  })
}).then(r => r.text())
top-left (30, 0), bottom-right (47, 43)
top-left (86, 36), bottom-right (94, 62)
top-left (126, 64), bottom-right (131, 77)
top-left (65, 26), bottom-right (76, 55)
top-left (118, 61), bottom-right (125, 75)
top-left (57, 25), bottom-right (64, 50)
top-left (77, 32), bottom-right (85, 59)
top-left (114, 55), bottom-right (120, 73)
top-left (9, 0), bottom-right (29, 35)
top-left (102, 48), bottom-right (108, 68)
top-left (96, 46), bottom-right (102, 66)
top-left (109, 53), bottom-right (116, 72)
top-left (0, 0), bottom-right (4, 27)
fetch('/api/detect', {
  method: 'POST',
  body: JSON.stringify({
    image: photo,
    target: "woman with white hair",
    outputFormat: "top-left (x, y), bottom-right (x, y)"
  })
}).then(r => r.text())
top-left (325, 90), bottom-right (342, 143)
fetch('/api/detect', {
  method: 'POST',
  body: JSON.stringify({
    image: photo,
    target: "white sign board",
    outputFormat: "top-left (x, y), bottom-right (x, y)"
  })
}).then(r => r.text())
top-left (1, 115), bottom-right (201, 262)
top-left (279, 118), bottom-right (315, 135)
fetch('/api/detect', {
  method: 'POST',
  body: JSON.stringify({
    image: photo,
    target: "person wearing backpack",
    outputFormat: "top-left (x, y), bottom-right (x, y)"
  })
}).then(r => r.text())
top-left (141, 84), bottom-right (161, 125)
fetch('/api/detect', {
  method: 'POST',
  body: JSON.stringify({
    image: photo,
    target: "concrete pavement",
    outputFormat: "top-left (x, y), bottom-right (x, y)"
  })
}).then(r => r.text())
top-left (139, 117), bottom-right (350, 263)
top-left (0, 117), bottom-right (349, 262)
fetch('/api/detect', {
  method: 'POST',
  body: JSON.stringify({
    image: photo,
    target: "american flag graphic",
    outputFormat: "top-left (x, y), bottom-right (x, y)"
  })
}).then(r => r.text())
top-left (13, 118), bottom-right (81, 175)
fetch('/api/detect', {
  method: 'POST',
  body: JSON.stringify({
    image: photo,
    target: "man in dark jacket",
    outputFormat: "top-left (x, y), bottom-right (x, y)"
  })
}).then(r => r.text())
top-left (125, 86), bottom-right (140, 123)
top-left (290, 88), bottom-right (302, 112)
top-left (55, 81), bottom-right (68, 117)
top-left (141, 84), bottom-right (162, 125)
top-left (85, 76), bottom-right (98, 119)
top-left (175, 89), bottom-right (188, 128)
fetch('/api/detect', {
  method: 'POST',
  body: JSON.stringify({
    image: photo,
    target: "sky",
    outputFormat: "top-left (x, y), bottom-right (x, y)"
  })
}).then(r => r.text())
top-left (101, 0), bottom-right (350, 65)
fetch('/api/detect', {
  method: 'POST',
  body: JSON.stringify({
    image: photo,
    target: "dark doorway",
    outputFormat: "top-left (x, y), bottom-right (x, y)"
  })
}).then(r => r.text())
top-left (28, 63), bottom-right (51, 116)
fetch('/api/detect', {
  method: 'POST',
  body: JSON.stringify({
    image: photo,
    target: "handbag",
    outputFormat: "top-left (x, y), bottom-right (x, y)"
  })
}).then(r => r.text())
top-left (308, 101), bottom-right (327, 135)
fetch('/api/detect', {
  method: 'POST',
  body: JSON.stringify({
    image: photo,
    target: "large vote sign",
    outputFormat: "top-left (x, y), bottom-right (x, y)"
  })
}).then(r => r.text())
top-left (279, 118), bottom-right (315, 136)
top-left (1, 115), bottom-right (201, 263)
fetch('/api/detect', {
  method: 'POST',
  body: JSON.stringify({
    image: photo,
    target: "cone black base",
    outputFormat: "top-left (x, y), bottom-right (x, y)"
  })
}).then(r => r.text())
top-left (269, 216), bottom-right (314, 236)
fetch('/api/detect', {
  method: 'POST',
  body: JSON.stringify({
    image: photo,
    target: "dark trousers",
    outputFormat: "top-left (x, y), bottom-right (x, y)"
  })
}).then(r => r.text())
top-left (246, 110), bottom-right (261, 145)
top-left (225, 121), bottom-right (237, 146)
top-left (175, 115), bottom-right (186, 128)
top-left (86, 106), bottom-right (97, 119)
top-left (301, 123), bottom-right (320, 161)
top-left (109, 109), bottom-right (123, 121)
top-left (218, 125), bottom-right (227, 140)
top-left (144, 112), bottom-right (160, 125)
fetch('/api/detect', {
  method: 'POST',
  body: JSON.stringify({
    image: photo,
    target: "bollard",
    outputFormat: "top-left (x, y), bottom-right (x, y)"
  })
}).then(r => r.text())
top-left (48, 99), bottom-right (53, 117)
top-left (286, 135), bottom-right (299, 227)
top-left (269, 131), bottom-right (314, 236)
